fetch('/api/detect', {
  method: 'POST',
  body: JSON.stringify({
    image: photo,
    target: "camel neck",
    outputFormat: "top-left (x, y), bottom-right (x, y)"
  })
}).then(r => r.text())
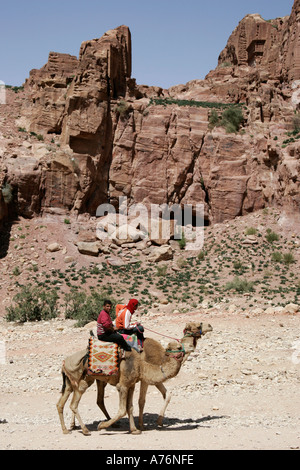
top-left (181, 335), bottom-right (198, 357)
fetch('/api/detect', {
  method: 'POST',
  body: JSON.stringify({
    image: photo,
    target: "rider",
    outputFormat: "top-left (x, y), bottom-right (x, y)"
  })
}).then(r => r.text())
top-left (115, 299), bottom-right (145, 342)
top-left (97, 299), bottom-right (132, 351)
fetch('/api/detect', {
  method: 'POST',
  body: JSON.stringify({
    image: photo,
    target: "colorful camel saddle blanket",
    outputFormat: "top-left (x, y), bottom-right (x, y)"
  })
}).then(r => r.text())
top-left (87, 337), bottom-right (120, 376)
top-left (121, 333), bottom-right (143, 353)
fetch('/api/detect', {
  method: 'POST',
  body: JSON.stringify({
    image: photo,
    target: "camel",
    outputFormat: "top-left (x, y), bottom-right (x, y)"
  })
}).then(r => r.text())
top-left (137, 321), bottom-right (212, 430)
top-left (56, 321), bottom-right (212, 435)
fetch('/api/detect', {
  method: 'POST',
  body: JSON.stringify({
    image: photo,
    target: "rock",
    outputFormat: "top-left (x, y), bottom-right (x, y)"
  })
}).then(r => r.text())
top-left (111, 224), bottom-right (147, 246)
top-left (283, 303), bottom-right (299, 314)
top-left (77, 241), bottom-right (100, 257)
top-left (47, 243), bottom-right (60, 252)
top-left (106, 257), bottom-right (125, 267)
top-left (3, 3), bottom-right (300, 228)
top-left (251, 307), bottom-right (264, 315)
top-left (148, 245), bottom-right (173, 262)
top-left (242, 235), bottom-right (258, 245)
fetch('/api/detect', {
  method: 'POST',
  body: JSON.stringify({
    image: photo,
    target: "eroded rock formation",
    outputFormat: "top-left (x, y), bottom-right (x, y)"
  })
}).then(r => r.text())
top-left (1, 2), bottom-right (300, 227)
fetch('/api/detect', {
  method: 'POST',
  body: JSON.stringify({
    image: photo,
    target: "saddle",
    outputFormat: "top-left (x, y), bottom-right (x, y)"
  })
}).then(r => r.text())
top-left (87, 333), bottom-right (143, 377)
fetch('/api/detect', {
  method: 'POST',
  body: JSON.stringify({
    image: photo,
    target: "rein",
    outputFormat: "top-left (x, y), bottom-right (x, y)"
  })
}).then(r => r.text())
top-left (143, 326), bottom-right (181, 343)
top-left (143, 324), bottom-right (204, 360)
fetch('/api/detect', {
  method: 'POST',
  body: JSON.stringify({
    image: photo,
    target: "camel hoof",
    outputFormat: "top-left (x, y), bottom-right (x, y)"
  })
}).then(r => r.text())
top-left (157, 417), bottom-right (164, 427)
top-left (63, 429), bottom-right (70, 435)
top-left (131, 429), bottom-right (142, 435)
top-left (97, 422), bottom-right (106, 431)
top-left (82, 428), bottom-right (91, 436)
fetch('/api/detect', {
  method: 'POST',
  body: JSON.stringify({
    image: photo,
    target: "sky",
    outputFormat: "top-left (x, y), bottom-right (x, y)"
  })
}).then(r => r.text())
top-left (0, 0), bottom-right (294, 89)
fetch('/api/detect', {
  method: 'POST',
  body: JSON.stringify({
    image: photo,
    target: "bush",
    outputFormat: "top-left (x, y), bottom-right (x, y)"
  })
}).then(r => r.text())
top-left (220, 107), bottom-right (244, 133)
top-left (208, 110), bottom-right (220, 128)
top-left (225, 276), bottom-right (254, 293)
top-left (64, 289), bottom-right (116, 327)
top-left (115, 100), bottom-right (131, 119)
top-left (266, 231), bottom-right (279, 243)
top-left (272, 251), bottom-right (282, 263)
top-left (5, 284), bottom-right (59, 322)
top-left (156, 265), bottom-right (168, 276)
top-left (245, 227), bottom-right (257, 236)
top-left (178, 233), bottom-right (186, 250)
top-left (283, 252), bottom-right (295, 265)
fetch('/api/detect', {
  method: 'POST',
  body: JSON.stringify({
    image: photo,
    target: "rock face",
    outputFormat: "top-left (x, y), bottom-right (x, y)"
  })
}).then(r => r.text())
top-left (21, 52), bottom-right (78, 133)
top-left (1, 2), bottom-right (300, 227)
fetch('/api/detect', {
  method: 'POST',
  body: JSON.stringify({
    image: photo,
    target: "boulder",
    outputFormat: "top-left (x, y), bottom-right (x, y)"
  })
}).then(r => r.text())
top-left (47, 242), bottom-right (60, 252)
top-left (77, 241), bottom-right (100, 257)
top-left (148, 245), bottom-right (173, 262)
top-left (111, 224), bottom-right (147, 245)
top-left (283, 303), bottom-right (299, 314)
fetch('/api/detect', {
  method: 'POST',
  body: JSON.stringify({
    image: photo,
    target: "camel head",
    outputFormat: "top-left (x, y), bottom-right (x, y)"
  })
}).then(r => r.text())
top-left (183, 321), bottom-right (213, 340)
top-left (165, 341), bottom-right (185, 361)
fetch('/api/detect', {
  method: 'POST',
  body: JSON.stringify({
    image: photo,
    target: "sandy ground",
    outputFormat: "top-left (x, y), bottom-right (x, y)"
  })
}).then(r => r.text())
top-left (0, 310), bottom-right (300, 451)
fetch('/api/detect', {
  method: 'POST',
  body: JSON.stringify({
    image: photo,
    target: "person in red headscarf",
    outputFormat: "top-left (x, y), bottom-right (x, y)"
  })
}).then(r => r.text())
top-left (115, 299), bottom-right (144, 341)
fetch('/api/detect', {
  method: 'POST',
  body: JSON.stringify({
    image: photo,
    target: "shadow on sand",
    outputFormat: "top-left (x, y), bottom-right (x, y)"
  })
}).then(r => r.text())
top-left (74, 413), bottom-right (229, 435)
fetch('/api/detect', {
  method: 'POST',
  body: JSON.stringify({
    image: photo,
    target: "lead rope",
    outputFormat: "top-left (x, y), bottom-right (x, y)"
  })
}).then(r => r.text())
top-left (142, 326), bottom-right (181, 343)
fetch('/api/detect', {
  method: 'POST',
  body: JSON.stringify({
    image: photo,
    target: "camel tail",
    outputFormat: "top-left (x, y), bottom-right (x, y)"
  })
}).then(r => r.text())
top-left (61, 371), bottom-right (67, 394)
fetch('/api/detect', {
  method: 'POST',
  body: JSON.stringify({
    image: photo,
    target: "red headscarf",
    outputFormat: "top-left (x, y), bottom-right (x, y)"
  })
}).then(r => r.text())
top-left (127, 299), bottom-right (138, 314)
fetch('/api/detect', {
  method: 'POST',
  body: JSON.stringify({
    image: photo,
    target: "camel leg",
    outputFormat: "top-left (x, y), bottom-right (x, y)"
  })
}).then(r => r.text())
top-left (56, 375), bottom-right (74, 435)
top-left (69, 380), bottom-right (90, 436)
top-left (96, 380), bottom-right (111, 420)
top-left (70, 376), bottom-right (94, 431)
top-left (156, 383), bottom-right (172, 427)
top-left (97, 385), bottom-right (128, 431)
top-left (138, 381), bottom-right (148, 430)
top-left (127, 385), bottom-right (141, 435)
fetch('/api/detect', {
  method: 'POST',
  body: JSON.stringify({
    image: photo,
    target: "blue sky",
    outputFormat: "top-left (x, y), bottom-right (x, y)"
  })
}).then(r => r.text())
top-left (0, 0), bottom-right (294, 89)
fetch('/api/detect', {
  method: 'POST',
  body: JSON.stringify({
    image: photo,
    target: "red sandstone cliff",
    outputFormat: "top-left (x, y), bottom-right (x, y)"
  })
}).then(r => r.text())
top-left (1, 3), bottom-right (300, 226)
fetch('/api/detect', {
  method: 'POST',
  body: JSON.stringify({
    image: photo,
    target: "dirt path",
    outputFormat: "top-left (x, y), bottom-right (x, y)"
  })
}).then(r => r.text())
top-left (0, 311), bottom-right (299, 450)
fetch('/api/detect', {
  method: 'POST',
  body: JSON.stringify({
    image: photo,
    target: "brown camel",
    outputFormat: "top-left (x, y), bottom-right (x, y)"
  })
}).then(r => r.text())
top-left (56, 321), bottom-right (212, 435)
top-left (137, 321), bottom-right (212, 430)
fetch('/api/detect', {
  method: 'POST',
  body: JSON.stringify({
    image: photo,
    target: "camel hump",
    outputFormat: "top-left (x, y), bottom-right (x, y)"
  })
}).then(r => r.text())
top-left (142, 338), bottom-right (166, 365)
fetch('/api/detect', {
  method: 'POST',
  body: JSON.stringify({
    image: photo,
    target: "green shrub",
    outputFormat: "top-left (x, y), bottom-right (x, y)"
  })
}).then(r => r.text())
top-left (233, 260), bottom-right (244, 271)
top-left (266, 231), bottom-right (279, 243)
top-left (283, 252), bottom-right (295, 265)
top-left (245, 227), bottom-right (257, 236)
top-left (64, 289), bottom-right (116, 327)
top-left (271, 251), bottom-right (282, 263)
top-left (225, 276), bottom-right (254, 293)
top-left (208, 110), bottom-right (220, 127)
top-left (156, 265), bottom-right (168, 276)
top-left (220, 107), bottom-right (244, 133)
top-left (178, 233), bottom-right (186, 250)
top-left (5, 284), bottom-right (59, 322)
top-left (115, 100), bottom-right (131, 119)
